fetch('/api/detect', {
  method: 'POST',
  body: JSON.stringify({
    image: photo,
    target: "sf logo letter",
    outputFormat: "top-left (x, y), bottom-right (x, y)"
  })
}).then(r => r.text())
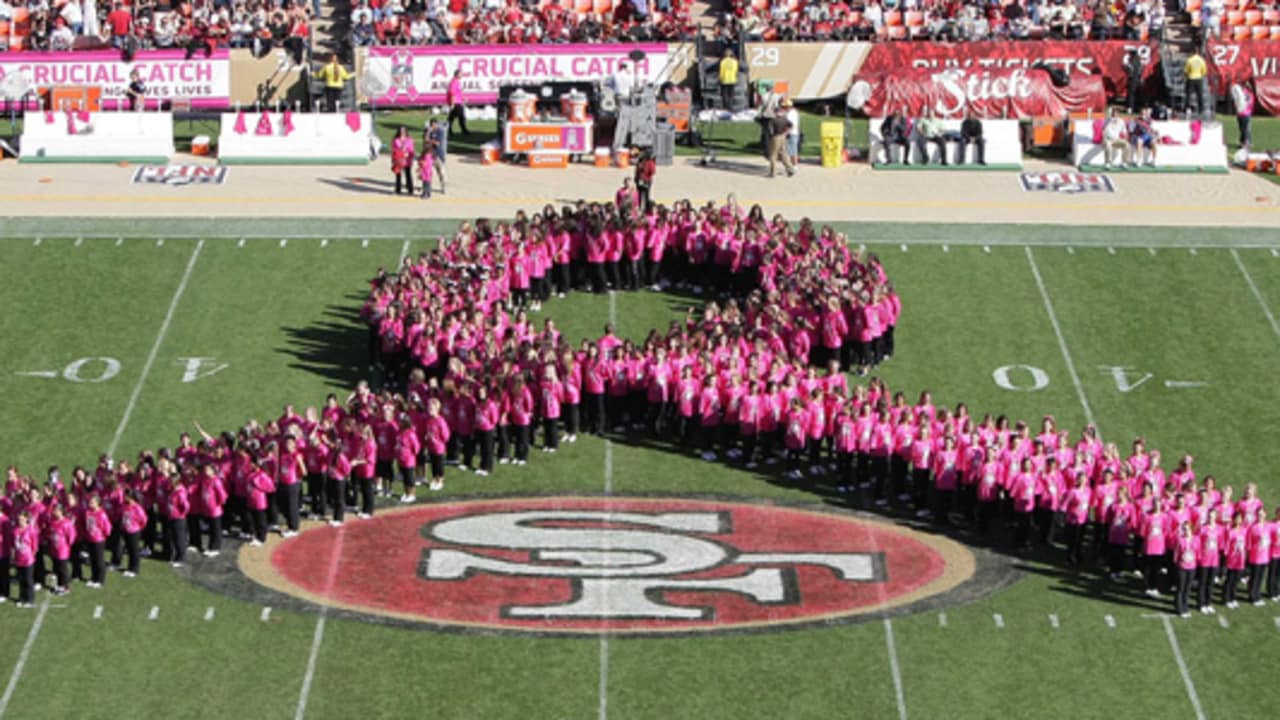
top-left (418, 511), bottom-right (883, 620)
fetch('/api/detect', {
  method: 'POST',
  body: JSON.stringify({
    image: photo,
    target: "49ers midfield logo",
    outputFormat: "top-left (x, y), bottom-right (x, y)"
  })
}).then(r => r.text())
top-left (248, 497), bottom-right (983, 635)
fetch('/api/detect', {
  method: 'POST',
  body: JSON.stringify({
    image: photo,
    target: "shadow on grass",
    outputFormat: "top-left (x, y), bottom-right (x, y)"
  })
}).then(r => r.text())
top-left (277, 295), bottom-right (371, 389)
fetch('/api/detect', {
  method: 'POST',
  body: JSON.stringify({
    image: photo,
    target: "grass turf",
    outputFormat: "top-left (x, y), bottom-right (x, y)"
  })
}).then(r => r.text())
top-left (2, 222), bottom-right (1280, 718)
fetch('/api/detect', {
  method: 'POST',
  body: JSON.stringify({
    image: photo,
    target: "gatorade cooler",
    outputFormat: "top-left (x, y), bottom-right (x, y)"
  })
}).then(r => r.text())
top-left (615, 147), bottom-right (630, 168)
top-left (481, 141), bottom-right (501, 165)
top-left (594, 147), bottom-right (611, 167)
top-left (820, 121), bottom-right (844, 168)
top-left (561, 91), bottom-right (589, 123)
top-left (191, 135), bottom-right (211, 156)
top-left (508, 90), bottom-right (535, 122)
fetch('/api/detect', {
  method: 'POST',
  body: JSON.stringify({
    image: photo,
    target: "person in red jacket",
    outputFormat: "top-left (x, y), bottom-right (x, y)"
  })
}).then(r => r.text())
top-left (83, 494), bottom-right (112, 588)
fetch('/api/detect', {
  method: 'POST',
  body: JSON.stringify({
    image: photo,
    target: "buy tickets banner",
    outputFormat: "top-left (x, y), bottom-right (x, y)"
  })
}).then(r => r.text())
top-left (366, 44), bottom-right (671, 106)
top-left (857, 40), bottom-right (1159, 98)
top-left (0, 49), bottom-right (231, 108)
top-left (853, 67), bottom-right (1105, 118)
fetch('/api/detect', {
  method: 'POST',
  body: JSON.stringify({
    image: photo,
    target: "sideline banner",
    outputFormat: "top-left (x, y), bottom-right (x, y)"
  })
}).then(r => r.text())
top-left (1257, 76), bottom-right (1280, 116)
top-left (742, 42), bottom-right (872, 101)
top-left (857, 40), bottom-right (1158, 97)
top-left (853, 67), bottom-right (1105, 118)
top-left (1207, 40), bottom-right (1280, 96)
top-left (365, 44), bottom-right (670, 106)
top-left (0, 50), bottom-right (231, 108)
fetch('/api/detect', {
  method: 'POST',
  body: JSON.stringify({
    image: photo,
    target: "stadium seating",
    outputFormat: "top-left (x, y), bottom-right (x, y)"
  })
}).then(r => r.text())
top-left (869, 118), bottom-right (1023, 168)
top-left (19, 110), bottom-right (175, 163)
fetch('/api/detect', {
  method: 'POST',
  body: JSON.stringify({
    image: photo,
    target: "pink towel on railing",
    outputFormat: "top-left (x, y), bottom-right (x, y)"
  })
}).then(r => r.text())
top-left (1091, 118), bottom-right (1104, 144)
top-left (345, 112), bottom-right (361, 132)
top-left (66, 111), bottom-right (77, 136)
top-left (44, 111), bottom-right (55, 124)
top-left (282, 109), bottom-right (295, 136)
top-left (255, 111), bottom-right (273, 136)
top-left (234, 111), bottom-right (247, 134)
top-left (1190, 119), bottom-right (1202, 145)
top-left (75, 110), bottom-right (89, 123)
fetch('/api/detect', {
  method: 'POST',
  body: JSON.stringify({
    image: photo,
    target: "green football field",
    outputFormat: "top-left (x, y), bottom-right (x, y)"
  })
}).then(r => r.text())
top-left (2, 217), bottom-right (1280, 720)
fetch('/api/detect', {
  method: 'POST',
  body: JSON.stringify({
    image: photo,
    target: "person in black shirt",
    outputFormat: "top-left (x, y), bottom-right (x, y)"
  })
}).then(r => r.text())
top-left (880, 112), bottom-right (910, 165)
top-left (1124, 50), bottom-right (1144, 113)
top-left (126, 69), bottom-right (146, 111)
top-left (958, 111), bottom-right (986, 165)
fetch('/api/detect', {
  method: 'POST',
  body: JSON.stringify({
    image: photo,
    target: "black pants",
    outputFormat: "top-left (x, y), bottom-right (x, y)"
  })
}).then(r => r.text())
top-left (329, 478), bottom-right (347, 522)
top-left (53, 558), bottom-right (69, 590)
top-left (1224, 568), bottom-right (1243, 604)
top-left (400, 465), bottom-right (416, 495)
top-left (307, 473), bottom-right (326, 517)
top-left (1175, 567), bottom-right (1194, 615)
top-left (543, 417), bottom-right (559, 449)
top-left (586, 392), bottom-right (606, 434)
top-left (359, 477), bottom-right (376, 516)
top-left (513, 424), bottom-right (531, 462)
top-left (1248, 562), bottom-right (1268, 603)
top-left (395, 167), bottom-right (414, 195)
top-left (281, 483), bottom-right (301, 531)
top-left (915, 136), bottom-right (949, 165)
top-left (1107, 542), bottom-right (1127, 574)
top-left (168, 518), bottom-right (189, 562)
top-left (477, 429), bottom-right (495, 472)
top-left (1127, 78), bottom-right (1141, 112)
top-left (324, 86), bottom-right (342, 112)
top-left (18, 564), bottom-right (34, 604)
top-left (89, 542), bottom-right (106, 584)
top-left (1197, 566), bottom-right (1215, 608)
top-left (1064, 523), bottom-right (1086, 564)
top-left (0, 557), bottom-right (9, 599)
top-left (1269, 557), bottom-right (1280, 599)
top-left (637, 182), bottom-right (652, 213)
top-left (72, 542), bottom-right (87, 581)
top-left (721, 83), bottom-right (735, 111)
top-left (448, 103), bottom-right (468, 134)
top-left (205, 516), bottom-right (223, 552)
top-left (1145, 554), bottom-right (1163, 590)
top-left (251, 508), bottom-right (268, 543)
top-left (124, 532), bottom-right (141, 574)
top-left (959, 137), bottom-right (985, 164)
top-left (1238, 114), bottom-right (1252, 147)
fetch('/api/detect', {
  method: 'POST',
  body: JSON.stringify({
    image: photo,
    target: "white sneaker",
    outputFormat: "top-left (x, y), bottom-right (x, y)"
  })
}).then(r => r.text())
top-left (1180, 612), bottom-right (1191, 619)
top-left (1199, 607), bottom-right (1209, 614)
top-left (206, 550), bottom-right (222, 557)
top-left (400, 494), bottom-right (415, 503)
top-left (474, 469), bottom-right (489, 477)
top-left (566, 434), bottom-right (577, 443)
top-left (86, 582), bottom-right (101, 589)
top-left (516, 459), bottom-right (527, 466)
top-left (1254, 600), bottom-right (1265, 607)
top-left (328, 520), bottom-right (344, 528)
top-left (1206, 606), bottom-right (1216, 614)
top-left (357, 513), bottom-right (371, 520)
top-left (456, 465), bottom-right (470, 473)
top-left (123, 571), bottom-right (136, 578)
top-left (250, 540), bottom-right (264, 547)
top-left (499, 458), bottom-right (510, 465)
top-left (172, 562), bottom-right (185, 568)
top-left (282, 531), bottom-right (297, 539)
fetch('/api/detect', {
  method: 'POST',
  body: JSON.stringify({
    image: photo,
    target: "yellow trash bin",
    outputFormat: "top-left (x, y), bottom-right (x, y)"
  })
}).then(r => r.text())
top-left (820, 122), bottom-right (844, 168)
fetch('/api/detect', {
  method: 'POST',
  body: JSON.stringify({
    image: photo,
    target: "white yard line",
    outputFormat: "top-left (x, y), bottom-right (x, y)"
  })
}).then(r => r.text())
top-left (883, 618), bottom-right (908, 720)
top-left (1230, 249), bottom-right (1280, 342)
top-left (294, 526), bottom-right (347, 720)
top-left (598, 438), bottom-right (614, 720)
top-left (106, 239), bottom-right (204, 457)
top-left (0, 596), bottom-right (51, 719)
top-left (1024, 247), bottom-right (1098, 430)
top-left (398, 239), bottom-right (411, 266)
top-left (1161, 616), bottom-right (1207, 720)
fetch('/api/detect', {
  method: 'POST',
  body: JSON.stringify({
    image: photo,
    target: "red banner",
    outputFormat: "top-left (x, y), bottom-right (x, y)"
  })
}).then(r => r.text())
top-left (1207, 40), bottom-right (1280, 96)
top-left (1257, 77), bottom-right (1280, 116)
top-left (857, 40), bottom-right (1158, 98)
top-left (851, 67), bottom-right (1105, 119)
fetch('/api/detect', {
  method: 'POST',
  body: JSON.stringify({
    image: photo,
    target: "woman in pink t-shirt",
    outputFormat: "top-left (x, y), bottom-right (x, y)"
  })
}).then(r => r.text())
top-left (1173, 522), bottom-right (1200, 618)
top-left (1196, 512), bottom-right (1223, 613)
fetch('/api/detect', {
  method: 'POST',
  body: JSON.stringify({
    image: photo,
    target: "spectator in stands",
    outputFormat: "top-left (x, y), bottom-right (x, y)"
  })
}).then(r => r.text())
top-left (106, 2), bottom-right (132, 48)
top-left (915, 110), bottom-right (948, 165)
top-left (352, 0), bottom-right (375, 45)
top-left (719, 49), bottom-right (738, 112)
top-left (59, 0), bottom-right (82, 35)
top-left (958, 110), bottom-right (985, 165)
top-left (1102, 107), bottom-right (1130, 168)
top-left (1201, 0), bottom-right (1222, 38)
top-left (1183, 48), bottom-right (1208, 119)
top-left (880, 111), bottom-right (911, 165)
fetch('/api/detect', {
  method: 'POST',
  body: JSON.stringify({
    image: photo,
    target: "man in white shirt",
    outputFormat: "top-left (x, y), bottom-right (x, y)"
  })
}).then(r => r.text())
top-left (1102, 108), bottom-right (1130, 168)
top-left (613, 61), bottom-right (635, 99)
top-left (783, 99), bottom-right (801, 165)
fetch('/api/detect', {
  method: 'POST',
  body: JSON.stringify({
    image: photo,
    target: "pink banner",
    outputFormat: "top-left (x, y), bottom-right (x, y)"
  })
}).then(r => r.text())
top-left (0, 49), bottom-right (231, 109)
top-left (854, 67), bottom-right (1105, 118)
top-left (366, 43), bottom-right (670, 106)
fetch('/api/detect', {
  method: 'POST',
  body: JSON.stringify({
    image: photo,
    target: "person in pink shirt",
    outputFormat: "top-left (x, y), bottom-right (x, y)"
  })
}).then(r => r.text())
top-left (1140, 500), bottom-right (1171, 596)
top-left (1173, 522), bottom-right (1200, 618)
top-left (1104, 486), bottom-right (1136, 580)
top-left (390, 126), bottom-right (416, 196)
top-left (472, 385), bottom-right (499, 476)
top-left (1246, 507), bottom-right (1272, 605)
top-left (1196, 512), bottom-right (1223, 613)
top-left (929, 435), bottom-right (959, 525)
top-left (0, 507), bottom-right (10, 601)
top-left (423, 398), bottom-right (452, 491)
top-left (783, 398), bottom-right (809, 481)
top-left (304, 426), bottom-right (331, 519)
top-left (12, 512), bottom-right (39, 607)
top-left (1009, 458), bottom-right (1039, 550)
top-left (323, 432), bottom-right (354, 527)
top-left (46, 504), bottom-right (76, 595)
top-left (246, 462), bottom-right (276, 546)
top-left (508, 376), bottom-right (535, 465)
top-left (540, 366), bottom-right (563, 453)
top-left (1035, 457), bottom-right (1065, 547)
top-left (355, 425), bottom-right (379, 518)
top-left (1061, 472), bottom-right (1092, 565)
top-left (1223, 512), bottom-right (1249, 608)
top-left (165, 473), bottom-right (191, 567)
top-left (82, 495), bottom-right (111, 588)
top-left (277, 434), bottom-right (306, 536)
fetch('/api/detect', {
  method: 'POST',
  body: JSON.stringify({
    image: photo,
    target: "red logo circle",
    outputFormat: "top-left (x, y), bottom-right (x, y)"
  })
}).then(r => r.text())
top-left (250, 497), bottom-right (975, 635)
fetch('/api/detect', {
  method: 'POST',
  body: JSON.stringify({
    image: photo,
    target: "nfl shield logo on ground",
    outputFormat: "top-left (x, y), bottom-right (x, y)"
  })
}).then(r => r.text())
top-left (1020, 172), bottom-right (1115, 194)
top-left (132, 165), bottom-right (228, 186)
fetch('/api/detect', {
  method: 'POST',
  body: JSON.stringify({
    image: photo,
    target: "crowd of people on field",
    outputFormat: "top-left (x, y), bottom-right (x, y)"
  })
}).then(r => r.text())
top-left (0, 0), bottom-right (314, 58)
top-left (3, 194), bottom-right (1278, 623)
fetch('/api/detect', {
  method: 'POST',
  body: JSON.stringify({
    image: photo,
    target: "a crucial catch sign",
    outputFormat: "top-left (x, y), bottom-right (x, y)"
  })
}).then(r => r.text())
top-left (251, 496), bottom-right (985, 635)
top-left (132, 165), bottom-right (227, 186)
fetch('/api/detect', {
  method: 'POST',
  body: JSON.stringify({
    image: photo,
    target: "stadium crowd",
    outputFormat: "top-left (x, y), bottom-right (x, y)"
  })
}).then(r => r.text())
top-left (0, 0), bottom-right (315, 58)
top-left (2, 195), bottom-right (1278, 623)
